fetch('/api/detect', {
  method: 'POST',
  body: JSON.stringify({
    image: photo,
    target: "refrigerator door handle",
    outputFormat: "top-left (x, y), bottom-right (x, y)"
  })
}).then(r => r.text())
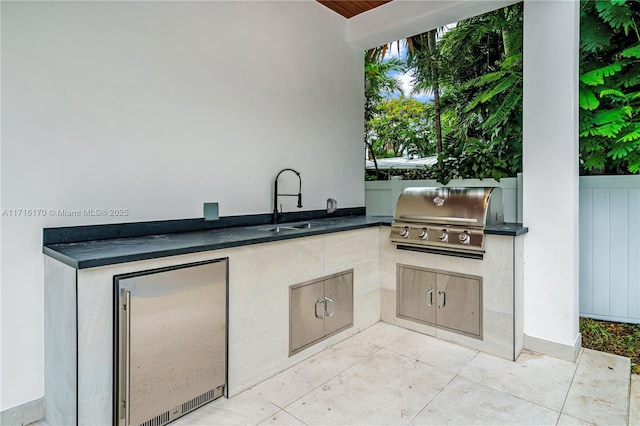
top-left (124, 289), bottom-right (131, 426)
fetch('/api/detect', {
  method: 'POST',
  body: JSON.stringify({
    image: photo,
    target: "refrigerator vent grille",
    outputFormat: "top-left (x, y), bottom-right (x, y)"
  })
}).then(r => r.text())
top-left (140, 411), bottom-right (169, 426)
top-left (183, 389), bottom-right (216, 413)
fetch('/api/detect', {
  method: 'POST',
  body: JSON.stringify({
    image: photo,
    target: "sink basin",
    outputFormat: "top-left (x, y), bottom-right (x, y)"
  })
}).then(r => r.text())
top-left (282, 222), bottom-right (312, 230)
top-left (255, 226), bottom-right (285, 233)
top-left (253, 222), bottom-right (312, 233)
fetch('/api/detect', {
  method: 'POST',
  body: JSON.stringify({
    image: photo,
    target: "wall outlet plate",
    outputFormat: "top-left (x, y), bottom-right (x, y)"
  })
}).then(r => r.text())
top-left (204, 202), bottom-right (219, 221)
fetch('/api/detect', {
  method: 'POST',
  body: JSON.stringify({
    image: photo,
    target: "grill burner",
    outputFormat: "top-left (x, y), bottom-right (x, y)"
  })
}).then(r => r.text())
top-left (390, 187), bottom-right (504, 258)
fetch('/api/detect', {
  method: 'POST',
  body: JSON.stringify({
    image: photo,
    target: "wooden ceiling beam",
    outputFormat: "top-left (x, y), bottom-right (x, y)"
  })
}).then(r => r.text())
top-left (317, 1), bottom-right (392, 19)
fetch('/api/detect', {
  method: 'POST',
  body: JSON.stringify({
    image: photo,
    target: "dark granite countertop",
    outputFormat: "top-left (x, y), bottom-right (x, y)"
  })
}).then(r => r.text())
top-left (43, 214), bottom-right (528, 270)
top-left (485, 223), bottom-right (529, 236)
top-left (44, 215), bottom-right (393, 269)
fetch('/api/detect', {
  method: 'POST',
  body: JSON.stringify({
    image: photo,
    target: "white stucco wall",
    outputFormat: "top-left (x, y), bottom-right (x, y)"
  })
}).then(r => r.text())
top-left (0, 0), bottom-right (362, 410)
top-left (522, 0), bottom-right (581, 354)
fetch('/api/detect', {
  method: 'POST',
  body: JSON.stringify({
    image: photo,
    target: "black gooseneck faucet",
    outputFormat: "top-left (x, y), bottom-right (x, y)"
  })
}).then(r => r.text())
top-left (273, 168), bottom-right (302, 223)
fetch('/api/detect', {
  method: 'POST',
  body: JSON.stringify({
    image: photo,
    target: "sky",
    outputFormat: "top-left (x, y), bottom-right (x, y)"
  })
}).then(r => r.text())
top-left (385, 41), bottom-right (431, 102)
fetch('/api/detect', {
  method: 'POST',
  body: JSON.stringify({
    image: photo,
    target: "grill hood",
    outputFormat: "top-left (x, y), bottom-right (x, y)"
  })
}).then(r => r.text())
top-left (390, 187), bottom-right (504, 258)
top-left (393, 187), bottom-right (504, 227)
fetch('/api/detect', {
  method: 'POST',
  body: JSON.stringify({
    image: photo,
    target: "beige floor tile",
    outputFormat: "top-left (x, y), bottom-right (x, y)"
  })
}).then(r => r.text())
top-left (563, 349), bottom-right (630, 426)
top-left (50, 324), bottom-right (630, 426)
top-left (629, 375), bottom-right (640, 426)
top-left (556, 413), bottom-right (596, 425)
top-left (458, 350), bottom-right (576, 411)
top-left (386, 330), bottom-right (478, 374)
top-left (257, 410), bottom-right (306, 425)
top-left (251, 337), bottom-right (380, 408)
top-left (174, 389), bottom-right (280, 426)
top-left (411, 376), bottom-right (560, 425)
top-left (352, 321), bottom-right (410, 348)
top-left (286, 348), bottom-right (455, 425)
top-left (25, 421), bottom-right (49, 426)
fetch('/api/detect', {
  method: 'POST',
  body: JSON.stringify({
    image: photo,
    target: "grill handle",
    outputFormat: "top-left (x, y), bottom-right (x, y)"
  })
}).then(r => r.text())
top-left (124, 289), bottom-right (131, 426)
top-left (399, 215), bottom-right (478, 224)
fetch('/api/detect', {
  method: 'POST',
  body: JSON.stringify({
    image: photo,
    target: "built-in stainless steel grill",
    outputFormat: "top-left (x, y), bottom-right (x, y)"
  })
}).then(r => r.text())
top-left (390, 187), bottom-right (504, 259)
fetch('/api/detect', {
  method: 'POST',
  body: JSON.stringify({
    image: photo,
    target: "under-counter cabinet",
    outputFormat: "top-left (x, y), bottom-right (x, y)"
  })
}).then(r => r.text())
top-left (397, 264), bottom-right (482, 338)
top-left (289, 270), bottom-right (354, 355)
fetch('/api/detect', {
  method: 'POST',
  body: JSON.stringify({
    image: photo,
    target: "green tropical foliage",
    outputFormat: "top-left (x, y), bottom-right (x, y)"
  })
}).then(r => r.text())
top-left (434, 2), bottom-right (523, 182)
top-left (408, 30), bottom-right (445, 160)
top-left (364, 0), bottom-right (640, 182)
top-left (579, 0), bottom-right (640, 174)
top-left (368, 97), bottom-right (435, 158)
top-left (364, 48), bottom-right (404, 178)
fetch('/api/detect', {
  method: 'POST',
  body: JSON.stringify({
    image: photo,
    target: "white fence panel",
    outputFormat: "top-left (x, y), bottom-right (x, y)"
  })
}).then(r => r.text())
top-left (579, 176), bottom-right (640, 324)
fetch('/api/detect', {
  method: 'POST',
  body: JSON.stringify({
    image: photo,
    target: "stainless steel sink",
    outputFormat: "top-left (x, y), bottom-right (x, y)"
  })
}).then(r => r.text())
top-left (282, 222), bottom-right (312, 230)
top-left (253, 222), bottom-right (311, 233)
top-left (255, 226), bottom-right (284, 233)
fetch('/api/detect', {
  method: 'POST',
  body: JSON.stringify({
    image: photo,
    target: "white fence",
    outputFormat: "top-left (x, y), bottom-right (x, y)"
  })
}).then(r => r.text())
top-left (579, 176), bottom-right (640, 324)
top-left (365, 174), bottom-right (640, 324)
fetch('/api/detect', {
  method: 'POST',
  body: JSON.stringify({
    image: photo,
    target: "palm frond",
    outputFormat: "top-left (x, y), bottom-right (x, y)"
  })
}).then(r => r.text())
top-left (580, 63), bottom-right (623, 86)
top-left (481, 87), bottom-right (522, 130)
top-left (580, 11), bottom-right (613, 52)
top-left (621, 43), bottom-right (640, 58)
top-left (595, 0), bottom-right (635, 35)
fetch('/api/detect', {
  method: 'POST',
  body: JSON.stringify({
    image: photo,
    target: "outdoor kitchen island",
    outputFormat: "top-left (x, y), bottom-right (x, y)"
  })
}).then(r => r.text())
top-left (382, 222), bottom-right (527, 362)
top-left (42, 213), bottom-right (526, 426)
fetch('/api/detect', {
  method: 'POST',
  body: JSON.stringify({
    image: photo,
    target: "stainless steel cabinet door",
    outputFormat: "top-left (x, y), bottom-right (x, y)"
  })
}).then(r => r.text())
top-left (397, 266), bottom-right (437, 325)
top-left (436, 273), bottom-right (481, 337)
top-left (117, 259), bottom-right (227, 426)
top-left (289, 280), bottom-right (326, 354)
top-left (324, 271), bottom-right (354, 336)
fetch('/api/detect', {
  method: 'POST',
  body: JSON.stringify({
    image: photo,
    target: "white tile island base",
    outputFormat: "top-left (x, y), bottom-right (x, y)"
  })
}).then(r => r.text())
top-left (44, 226), bottom-right (525, 425)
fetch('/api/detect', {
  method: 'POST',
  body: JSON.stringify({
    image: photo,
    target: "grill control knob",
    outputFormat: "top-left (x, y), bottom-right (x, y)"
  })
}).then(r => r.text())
top-left (401, 227), bottom-right (410, 238)
top-left (419, 228), bottom-right (428, 240)
top-left (458, 232), bottom-right (471, 244)
top-left (433, 196), bottom-right (445, 207)
top-left (438, 230), bottom-right (448, 242)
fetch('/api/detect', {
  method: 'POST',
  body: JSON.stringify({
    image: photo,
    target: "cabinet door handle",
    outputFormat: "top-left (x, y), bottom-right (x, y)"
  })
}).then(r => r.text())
top-left (324, 296), bottom-right (335, 317)
top-left (426, 289), bottom-right (434, 307)
top-left (438, 290), bottom-right (446, 309)
top-left (315, 298), bottom-right (325, 319)
top-left (124, 289), bottom-right (131, 426)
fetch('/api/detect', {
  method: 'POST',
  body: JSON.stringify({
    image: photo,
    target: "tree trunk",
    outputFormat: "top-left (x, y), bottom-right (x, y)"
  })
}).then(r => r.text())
top-left (428, 30), bottom-right (443, 163)
top-left (365, 138), bottom-right (380, 179)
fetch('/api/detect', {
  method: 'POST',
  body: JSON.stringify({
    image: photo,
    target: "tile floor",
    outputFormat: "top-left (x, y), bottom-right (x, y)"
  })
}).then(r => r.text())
top-left (172, 322), bottom-right (633, 426)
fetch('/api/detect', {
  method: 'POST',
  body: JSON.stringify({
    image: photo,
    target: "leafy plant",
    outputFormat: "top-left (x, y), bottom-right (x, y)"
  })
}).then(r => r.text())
top-left (579, 0), bottom-right (640, 174)
top-left (368, 97), bottom-right (435, 158)
top-left (364, 1), bottom-right (640, 181)
top-left (406, 3), bottom-right (523, 182)
top-left (364, 48), bottom-right (404, 178)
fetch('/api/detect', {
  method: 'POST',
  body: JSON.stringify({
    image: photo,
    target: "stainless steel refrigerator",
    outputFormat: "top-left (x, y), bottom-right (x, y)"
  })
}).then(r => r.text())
top-left (114, 258), bottom-right (227, 426)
